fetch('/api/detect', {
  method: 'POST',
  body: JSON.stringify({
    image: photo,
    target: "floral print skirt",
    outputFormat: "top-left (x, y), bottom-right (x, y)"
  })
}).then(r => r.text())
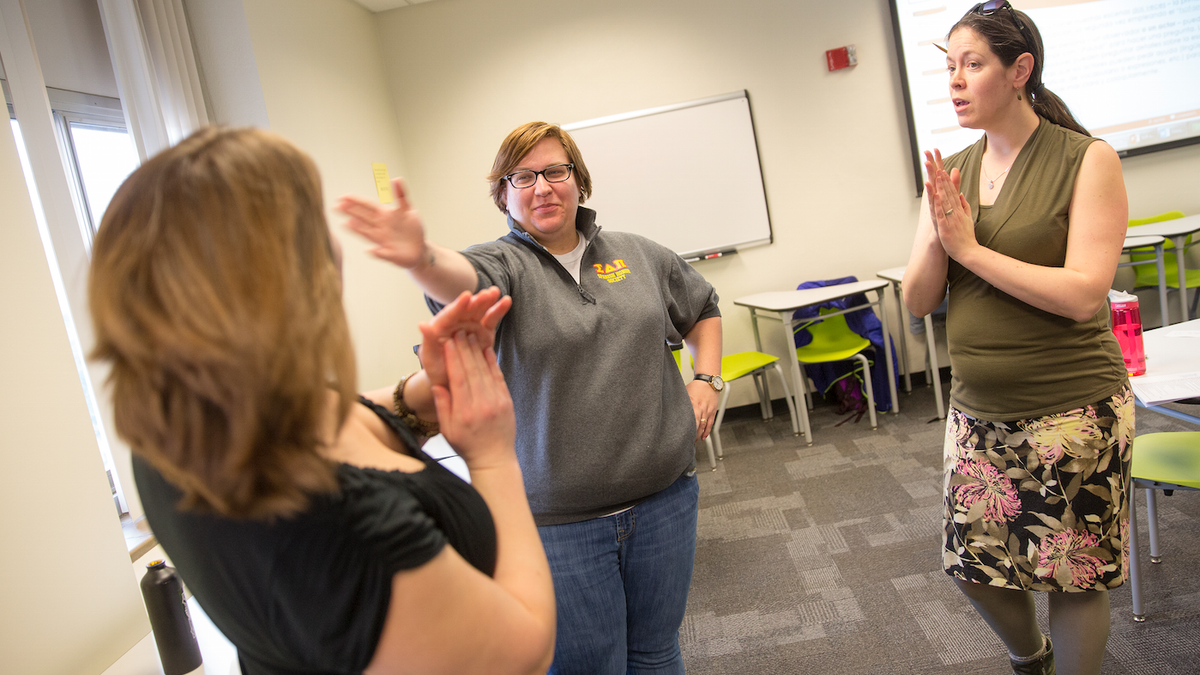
top-left (942, 384), bottom-right (1134, 592)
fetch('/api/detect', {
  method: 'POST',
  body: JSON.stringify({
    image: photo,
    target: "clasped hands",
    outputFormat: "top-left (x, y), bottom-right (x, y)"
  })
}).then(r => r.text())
top-left (924, 149), bottom-right (978, 261)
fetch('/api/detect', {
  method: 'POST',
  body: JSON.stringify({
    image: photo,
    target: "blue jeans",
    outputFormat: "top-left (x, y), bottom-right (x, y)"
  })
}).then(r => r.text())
top-left (539, 472), bottom-right (699, 675)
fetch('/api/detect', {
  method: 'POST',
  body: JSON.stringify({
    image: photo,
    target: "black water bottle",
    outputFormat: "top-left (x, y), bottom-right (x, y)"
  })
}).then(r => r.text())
top-left (140, 560), bottom-right (203, 675)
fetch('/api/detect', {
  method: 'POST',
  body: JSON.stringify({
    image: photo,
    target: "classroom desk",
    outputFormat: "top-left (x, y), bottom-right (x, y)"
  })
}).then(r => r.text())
top-left (1120, 233), bottom-right (1170, 328)
top-left (734, 279), bottom-right (899, 445)
top-left (877, 266), bottom-right (946, 420)
top-left (1130, 318), bottom-right (1200, 426)
top-left (1125, 214), bottom-right (1200, 323)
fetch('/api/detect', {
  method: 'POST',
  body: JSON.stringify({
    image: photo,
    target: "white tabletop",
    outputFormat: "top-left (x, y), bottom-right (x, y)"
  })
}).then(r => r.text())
top-left (1131, 318), bottom-right (1200, 406)
top-left (733, 279), bottom-right (889, 312)
top-left (877, 266), bottom-right (907, 283)
top-left (1122, 234), bottom-right (1165, 249)
top-left (1126, 213), bottom-right (1200, 238)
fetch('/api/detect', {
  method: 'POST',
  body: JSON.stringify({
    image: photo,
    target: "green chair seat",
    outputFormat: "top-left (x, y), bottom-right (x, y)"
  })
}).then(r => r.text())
top-left (1128, 431), bottom-right (1200, 622)
top-left (721, 351), bottom-right (779, 381)
top-left (1131, 432), bottom-right (1200, 489)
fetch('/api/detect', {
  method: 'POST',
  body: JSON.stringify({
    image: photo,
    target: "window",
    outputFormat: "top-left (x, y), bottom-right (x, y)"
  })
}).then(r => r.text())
top-left (49, 88), bottom-right (139, 239)
top-left (5, 81), bottom-right (139, 515)
top-left (62, 121), bottom-right (139, 234)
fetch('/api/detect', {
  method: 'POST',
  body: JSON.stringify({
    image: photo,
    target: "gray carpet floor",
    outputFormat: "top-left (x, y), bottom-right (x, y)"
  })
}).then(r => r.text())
top-left (680, 380), bottom-right (1200, 674)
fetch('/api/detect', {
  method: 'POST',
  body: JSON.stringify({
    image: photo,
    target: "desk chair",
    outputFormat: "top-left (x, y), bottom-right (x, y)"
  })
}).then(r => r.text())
top-left (1127, 431), bottom-right (1200, 622)
top-left (709, 351), bottom-right (801, 462)
top-left (794, 309), bottom-right (878, 432)
top-left (1128, 211), bottom-right (1198, 320)
top-left (675, 346), bottom-right (800, 467)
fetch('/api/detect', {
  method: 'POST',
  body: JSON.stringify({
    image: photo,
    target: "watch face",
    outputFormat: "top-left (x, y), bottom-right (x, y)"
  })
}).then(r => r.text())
top-left (712, 375), bottom-right (725, 391)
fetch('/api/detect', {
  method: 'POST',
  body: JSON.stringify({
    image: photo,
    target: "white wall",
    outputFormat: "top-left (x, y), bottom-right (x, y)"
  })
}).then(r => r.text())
top-left (0, 88), bottom-right (148, 675)
top-left (242, 0), bottom-right (422, 390)
top-left (361, 0), bottom-right (1200, 406)
top-left (25, 0), bottom-right (119, 97)
top-left (1, 1), bottom-right (1197, 671)
top-left (184, 0), bottom-right (270, 128)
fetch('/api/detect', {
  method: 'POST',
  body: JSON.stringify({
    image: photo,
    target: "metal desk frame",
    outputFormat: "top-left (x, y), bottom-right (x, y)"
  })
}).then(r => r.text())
top-left (876, 266), bottom-right (945, 420)
top-left (1126, 214), bottom-right (1200, 323)
top-left (1120, 233), bottom-right (1170, 328)
top-left (734, 279), bottom-right (899, 445)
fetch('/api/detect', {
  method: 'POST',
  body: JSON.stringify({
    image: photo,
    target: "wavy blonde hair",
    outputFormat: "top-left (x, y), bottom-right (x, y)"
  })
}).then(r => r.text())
top-left (89, 127), bottom-right (356, 519)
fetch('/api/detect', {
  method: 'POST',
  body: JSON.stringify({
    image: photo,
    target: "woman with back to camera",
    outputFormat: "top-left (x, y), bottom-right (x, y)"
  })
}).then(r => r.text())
top-left (903, 3), bottom-right (1130, 674)
top-left (88, 127), bottom-right (554, 675)
top-left (340, 121), bottom-right (722, 674)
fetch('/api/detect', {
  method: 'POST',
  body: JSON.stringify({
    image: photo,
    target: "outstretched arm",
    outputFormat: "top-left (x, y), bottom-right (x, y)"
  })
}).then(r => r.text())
top-left (925, 143), bottom-right (1127, 322)
top-left (338, 178), bottom-right (480, 304)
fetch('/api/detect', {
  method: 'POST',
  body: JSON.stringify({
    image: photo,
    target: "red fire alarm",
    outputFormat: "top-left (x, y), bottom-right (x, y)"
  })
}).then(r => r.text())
top-left (826, 45), bottom-right (858, 71)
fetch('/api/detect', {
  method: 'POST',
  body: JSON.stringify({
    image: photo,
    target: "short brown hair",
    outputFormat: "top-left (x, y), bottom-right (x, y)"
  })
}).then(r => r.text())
top-left (487, 121), bottom-right (593, 213)
top-left (89, 127), bottom-right (355, 519)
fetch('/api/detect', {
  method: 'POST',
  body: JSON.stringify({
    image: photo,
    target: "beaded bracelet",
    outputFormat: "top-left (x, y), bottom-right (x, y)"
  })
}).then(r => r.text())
top-left (392, 372), bottom-right (441, 437)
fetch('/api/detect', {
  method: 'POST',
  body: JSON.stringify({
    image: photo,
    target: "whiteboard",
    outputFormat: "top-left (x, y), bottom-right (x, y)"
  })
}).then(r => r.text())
top-left (563, 91), bottom-right (772, 261)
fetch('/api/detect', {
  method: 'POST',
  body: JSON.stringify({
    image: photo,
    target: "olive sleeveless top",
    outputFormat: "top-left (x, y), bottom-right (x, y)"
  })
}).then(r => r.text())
top-left (943, 117), bottom-right (1126, 421)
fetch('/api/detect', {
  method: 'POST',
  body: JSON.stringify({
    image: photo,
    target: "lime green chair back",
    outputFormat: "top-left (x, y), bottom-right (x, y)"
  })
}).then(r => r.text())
top-left (1128, 210), bottom-right (1195, 290)
top-left (791, 308), bottom-right (878, 434)
top-left (794, 309), bottom-right (871, 364)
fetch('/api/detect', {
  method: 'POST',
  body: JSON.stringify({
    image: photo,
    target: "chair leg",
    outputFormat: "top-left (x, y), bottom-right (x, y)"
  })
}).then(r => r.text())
top-left (753, 371), bottom-right (771, 420)
top-left (853, 354), bottom-right (878, 430)
top-left (797, 366), bottom-right (814, 411)
top-left (703, 436), bottom-right (717, 471)
top-left (1190, 287), bottom-right (1199, 321)
top-left (1146, 487), bottom-right (1162, 563)
top-left (1129, 482), bottom-right (1145, 622)
top-left (712, 386), bottom-right (731, 461)
top-left (770, 363), bottom-right (802, 437)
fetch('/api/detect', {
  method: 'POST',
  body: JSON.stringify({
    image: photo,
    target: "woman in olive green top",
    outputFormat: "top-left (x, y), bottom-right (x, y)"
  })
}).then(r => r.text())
top-left (904, 4), bottom-right (1130, 675)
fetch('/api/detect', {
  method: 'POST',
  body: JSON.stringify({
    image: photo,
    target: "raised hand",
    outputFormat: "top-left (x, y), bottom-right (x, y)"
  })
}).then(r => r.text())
top-left (418, 287), bottom-right (512, 389)
top-left (337, 178), bottom-right (431, 270)
top-left (431, 330), bottom-right (516, 469)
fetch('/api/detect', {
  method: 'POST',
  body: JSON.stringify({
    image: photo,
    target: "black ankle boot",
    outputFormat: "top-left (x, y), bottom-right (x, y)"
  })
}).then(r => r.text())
top-left (1009, 636), bottom-right (1054, 675)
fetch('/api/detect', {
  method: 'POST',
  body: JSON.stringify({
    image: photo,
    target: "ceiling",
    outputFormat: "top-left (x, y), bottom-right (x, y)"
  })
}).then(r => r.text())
top-left (350, 0), bottom-right (436, 12)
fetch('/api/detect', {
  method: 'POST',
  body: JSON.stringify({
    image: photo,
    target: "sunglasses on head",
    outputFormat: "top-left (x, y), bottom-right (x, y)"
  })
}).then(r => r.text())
top-left (970, 0), bottom-right (1037, 57)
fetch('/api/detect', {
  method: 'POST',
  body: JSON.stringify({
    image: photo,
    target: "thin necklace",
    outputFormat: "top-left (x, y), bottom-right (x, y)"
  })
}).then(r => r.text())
top-left (982, 161), bottom-right (1012, 190)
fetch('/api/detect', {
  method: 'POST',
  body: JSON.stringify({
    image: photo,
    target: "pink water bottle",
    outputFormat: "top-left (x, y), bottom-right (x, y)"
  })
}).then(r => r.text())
top-left (1108, 290), bottom-right (1146, 377)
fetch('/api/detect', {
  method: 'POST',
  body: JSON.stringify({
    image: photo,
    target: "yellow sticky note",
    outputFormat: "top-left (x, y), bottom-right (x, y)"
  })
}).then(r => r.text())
top-left (372, 163), bottom-right (393, 203)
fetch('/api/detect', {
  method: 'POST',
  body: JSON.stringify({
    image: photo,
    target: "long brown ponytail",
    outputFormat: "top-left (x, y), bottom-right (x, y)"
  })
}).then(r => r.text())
top-left (951, 7), bottom-right (1090, 137)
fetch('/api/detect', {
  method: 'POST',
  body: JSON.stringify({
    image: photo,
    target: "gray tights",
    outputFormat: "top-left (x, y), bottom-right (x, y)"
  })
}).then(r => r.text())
top-left (953, 578), bottom-right (1111, 675)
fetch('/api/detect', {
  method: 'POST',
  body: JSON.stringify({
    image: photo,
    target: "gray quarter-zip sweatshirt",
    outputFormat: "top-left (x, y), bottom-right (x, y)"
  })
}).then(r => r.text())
top-left (428, 207), bottom-right (720, 525)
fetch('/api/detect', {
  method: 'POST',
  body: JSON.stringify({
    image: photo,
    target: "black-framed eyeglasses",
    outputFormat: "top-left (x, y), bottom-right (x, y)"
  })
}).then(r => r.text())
top-left (971, 0), bottom-right (1037, 58)
top-left (503, 163), bottom-right (574, 189)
